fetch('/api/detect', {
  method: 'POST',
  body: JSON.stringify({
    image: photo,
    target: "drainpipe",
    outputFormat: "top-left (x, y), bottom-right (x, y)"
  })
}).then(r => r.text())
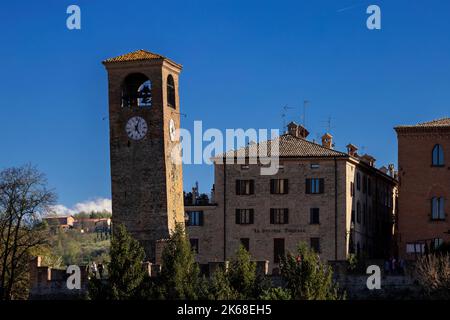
top-left (223, 162), bottom-right (227, 261)
top-left (334, 157), bottom-right (338, 260)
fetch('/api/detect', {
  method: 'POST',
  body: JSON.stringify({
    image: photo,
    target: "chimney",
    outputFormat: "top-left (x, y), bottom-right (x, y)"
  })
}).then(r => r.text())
top-left (321, 133), bottom-right (333, 149)
top-left (361, 154), bottom-right (376, 167)
top-left (346, 144), bottom-right (358, 157)
top-left (287, 121), bottom-right (309, 139)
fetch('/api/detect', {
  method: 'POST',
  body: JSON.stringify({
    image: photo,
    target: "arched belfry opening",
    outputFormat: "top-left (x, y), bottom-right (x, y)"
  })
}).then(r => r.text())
top-left (167, 74), bottom-right (176, 108)
top-left (121, 73), bottom-right (152, 108)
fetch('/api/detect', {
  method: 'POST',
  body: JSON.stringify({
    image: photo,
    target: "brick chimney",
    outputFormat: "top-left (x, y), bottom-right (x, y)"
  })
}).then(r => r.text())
top-left (346, 144), bottom-right (358, 157)
top-left (287, 122), bottom-right (309, 139)
top-left (321, 133), bottom-right (333, 149)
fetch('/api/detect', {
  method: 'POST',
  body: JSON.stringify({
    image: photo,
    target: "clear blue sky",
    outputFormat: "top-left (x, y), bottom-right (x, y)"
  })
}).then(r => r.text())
top-left (0, 0), bottom-right (449, 209)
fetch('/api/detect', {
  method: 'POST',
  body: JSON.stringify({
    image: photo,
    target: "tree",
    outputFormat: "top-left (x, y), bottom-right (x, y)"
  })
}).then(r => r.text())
top-left (280, 243), bottom-right (344, 300)
top-left (0, 165), bottom-right (56, 300)
top-left (415, 253), bottom-right (450, 299)
top-left (209, 245), bottom-right (269, 300)
top-left (227, 245), bottom-right (259, 299)
top-left (259, 287), bottom-right (292, 300)
top-left (89, 224), bottom-right (147, 300)
top-left (207, 267), bottom-right (239, 300)
top-left (158, 224), bottom-right (205, 299)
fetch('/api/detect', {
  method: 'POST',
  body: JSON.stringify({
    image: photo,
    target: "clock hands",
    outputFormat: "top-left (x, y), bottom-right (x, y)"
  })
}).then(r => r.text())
top-left (135, 118), bottom-right (141, 135)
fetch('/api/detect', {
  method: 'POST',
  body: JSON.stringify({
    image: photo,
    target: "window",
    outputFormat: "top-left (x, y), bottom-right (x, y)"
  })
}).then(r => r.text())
top-left (350, 182), bottom-right (355, 197)
top-left (167, 74), bottom-right (176, 108)
top-left (310, 208), bottom-right (320, 224)
top-left (310, 238), bottom-right (321, 253)
top-left (356, 173), bottom-right (361, 191)
top-left (362, 176), bottom-right (367, 194)
top-left (274, 238), bottom-right (285, 263)
top-left (431, 197), bottom-right (445, 220)
top-left (306, 178), bottom-right (324, 194)
top-left (270, 209), bottom-right (289, 224)
top-left (236, 180), bottom-right (255, 195)
top-left (240, 238), bottom-right (250, 252)
top-left (363, 203), bottom-right (367, 226)
top-left (270, 179), bottom-right (288, 194)
top-left (356, 201), bottom-right (361, 224)
top-left (190, 239), bottom-right (199, 253)
top-left (186, 211), bottom-right (204, 226)
top-left (241, 164), bottom-right (249, 170)
top-left (121, 73), bottom-right (152, 108)
top-left (235, 209), bottom-right (254, 225)
top-left (406, 243), bottom-right (425, 254)
top-left (311, 164), bottom-right (320, 169)
top-left (432, 144), bottom-right (444, 166)
top-left (432, 238), bottom-right (444, 250)
top-left (367, 178), bottom-right (372, 196)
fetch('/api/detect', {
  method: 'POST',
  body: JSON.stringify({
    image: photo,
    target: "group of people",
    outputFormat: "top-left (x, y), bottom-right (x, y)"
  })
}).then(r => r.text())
top-left (384, 257), bottom-right (406, 275)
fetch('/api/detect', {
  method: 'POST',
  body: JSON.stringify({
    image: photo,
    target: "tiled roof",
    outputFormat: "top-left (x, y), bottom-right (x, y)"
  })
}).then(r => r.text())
top-left (216, 133), bottom-right (348, 159)
top-left (103, 49), bottom-right (166, 63)
top-left (396, 117), bottom-right (450, 129)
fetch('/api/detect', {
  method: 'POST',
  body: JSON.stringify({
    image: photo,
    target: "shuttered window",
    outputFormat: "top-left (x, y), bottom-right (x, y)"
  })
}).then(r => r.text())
top-left (270, 208), bottom-right (289, 224)
top-left (235, 209), bottom-right (255, 224)
top-left (306, 178), bottom-right (324, 194)
top-left (270, 179), bottom-right (289, 194)
top-left (236, 180), bottom-right (255, 195)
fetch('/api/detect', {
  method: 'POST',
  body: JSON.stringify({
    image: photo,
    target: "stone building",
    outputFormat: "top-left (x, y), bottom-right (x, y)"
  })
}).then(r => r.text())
top-left (395, 118), bottom-right (450, 259)
top-left (42, 216), bottom-right (75, 231)
top-left (187, 122), bottom-right (398, 272)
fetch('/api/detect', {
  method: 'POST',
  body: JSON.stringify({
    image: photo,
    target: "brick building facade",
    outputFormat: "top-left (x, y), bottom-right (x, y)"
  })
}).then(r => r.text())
top-left (187, 123), bottom-right (398, 272)
top-left (395, 118), bottom-right (450, 259)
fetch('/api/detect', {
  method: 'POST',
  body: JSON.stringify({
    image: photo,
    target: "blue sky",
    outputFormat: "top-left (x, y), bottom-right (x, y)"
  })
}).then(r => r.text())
top-left (0, 0), bottom-right (449, 210)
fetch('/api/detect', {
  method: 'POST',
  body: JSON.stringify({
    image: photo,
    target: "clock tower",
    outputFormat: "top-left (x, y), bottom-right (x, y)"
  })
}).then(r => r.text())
top-left (103, 50), bottom-right (185, 262)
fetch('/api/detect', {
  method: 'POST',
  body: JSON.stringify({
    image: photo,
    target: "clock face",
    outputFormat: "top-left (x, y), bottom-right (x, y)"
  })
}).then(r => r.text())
top-left (126, 116), bottom-right (148, 140)
top-left (169, 118), bottom-right (176, 142)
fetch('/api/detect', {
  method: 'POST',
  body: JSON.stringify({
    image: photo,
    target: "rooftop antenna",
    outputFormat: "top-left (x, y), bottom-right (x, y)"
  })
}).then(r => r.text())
top-left (320, 116), bottom-right (334, 133)
top-left (281, 105), bottom-right (294, 132)
top-left (302, 100), bottom-right (310, 127)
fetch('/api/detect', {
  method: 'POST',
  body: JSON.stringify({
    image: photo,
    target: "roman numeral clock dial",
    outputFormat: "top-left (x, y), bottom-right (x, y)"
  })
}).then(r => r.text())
top-left (126, 116), bottom-right (148, 140)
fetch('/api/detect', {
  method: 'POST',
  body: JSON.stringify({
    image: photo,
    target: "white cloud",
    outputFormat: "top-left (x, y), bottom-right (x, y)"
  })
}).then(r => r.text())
top-left (49, 198), bottom-right (112, 216)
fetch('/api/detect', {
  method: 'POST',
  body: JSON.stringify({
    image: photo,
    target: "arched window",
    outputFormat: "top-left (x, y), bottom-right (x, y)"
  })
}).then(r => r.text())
top-left (121, 73), bottom-right (152, 108)
top-left (167, 75), bottom-right (176, 108)
top-left (432, 144), bottom-right (444, 166)
top-left (431, 197), bottom-right (445, 220)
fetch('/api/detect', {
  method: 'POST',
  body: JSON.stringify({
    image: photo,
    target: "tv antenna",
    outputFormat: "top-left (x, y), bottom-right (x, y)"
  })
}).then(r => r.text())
top-left (281, 105), bottom-right (294, 131)
top-left (302, 100), bottom-right (310, 127)
top-left (320, 116), bottom-right (334, 133)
